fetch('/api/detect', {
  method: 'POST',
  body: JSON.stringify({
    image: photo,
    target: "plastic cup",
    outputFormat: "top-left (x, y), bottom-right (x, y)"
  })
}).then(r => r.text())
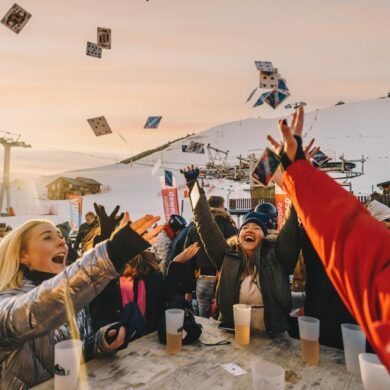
top-left (298, 316), bottom-right (320, 365)
top-left (54, 339), bottom-right (83, 390)
top-left (233, 304), bottom-right (251, 345)
top-left (359, 353), bottom-right (390, 390)
top-left (341, 323), bottom-right (366, 375)
top-left (165, 308), bottom-right (184, 354)
top-left (251, 359), bottom-right (285, 390)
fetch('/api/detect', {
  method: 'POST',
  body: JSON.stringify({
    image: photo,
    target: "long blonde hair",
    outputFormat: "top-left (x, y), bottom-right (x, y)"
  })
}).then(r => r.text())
top-left (0, 219), bottom-right (52, 292)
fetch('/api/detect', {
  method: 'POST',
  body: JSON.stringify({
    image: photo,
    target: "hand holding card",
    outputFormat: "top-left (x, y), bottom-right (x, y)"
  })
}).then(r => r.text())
top-left (251, 148), bottom-right (281, 187)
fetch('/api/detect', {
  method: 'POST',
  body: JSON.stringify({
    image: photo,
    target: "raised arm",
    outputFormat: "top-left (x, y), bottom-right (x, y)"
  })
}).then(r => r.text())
top-left (274, 204), bottom-right (300, 275)
top-left (270, 107), bottom-right (390, 372)
top-left (181, 167), bottom-right (227, 270)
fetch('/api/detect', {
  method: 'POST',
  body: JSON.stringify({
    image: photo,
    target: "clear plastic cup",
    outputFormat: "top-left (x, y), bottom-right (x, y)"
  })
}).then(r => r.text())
top-left (54, 339), bottom-right (83, 390)
top-left (341, 323), bottom-right (366, 375)
top-left (298, 316), bottom-right (320, 365)
top-left (233, 304), bottom-right (251, 345)
top-left (359, 353), bottom-right (390, 390)
top-left (165, 308), bottom-right (185, 354)
top-left (251, 359), bottom-right (285, 390)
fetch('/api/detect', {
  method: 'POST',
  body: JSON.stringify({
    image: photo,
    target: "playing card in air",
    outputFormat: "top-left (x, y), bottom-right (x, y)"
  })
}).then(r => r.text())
top-left (87, 116), bottom-right (112, 136)
top-left (254, 61), bottom-right (274, 73)
top-left (86, 42), bottom-right (102, 58)
top-left (259, 70), bottom-right (280, 89)
top-left (265, 90), bottom-right (290, 109)
top-left (245, 87), bottom-right (258, 103)
top-left (97, 27), bottom-right (111, 49)
top-left (1, 3), bottom-right (32, 34)
top-left (144, 116), bottom-right (162, 129)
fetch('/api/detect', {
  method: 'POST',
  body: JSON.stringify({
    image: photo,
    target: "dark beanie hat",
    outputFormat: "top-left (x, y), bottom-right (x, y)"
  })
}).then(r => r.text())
top-left (240, 212), bottom-right (269, 236)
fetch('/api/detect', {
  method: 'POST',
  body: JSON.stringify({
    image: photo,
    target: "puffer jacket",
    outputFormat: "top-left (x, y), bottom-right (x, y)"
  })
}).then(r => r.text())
top-left (188, 180), bottom-right (300, 336)
top-left (0, 239), bottom-right (142, 389)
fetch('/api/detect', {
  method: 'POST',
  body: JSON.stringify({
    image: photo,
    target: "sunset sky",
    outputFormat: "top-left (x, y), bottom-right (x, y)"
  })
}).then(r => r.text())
top-left (0, 0), bottom-right (389, 178)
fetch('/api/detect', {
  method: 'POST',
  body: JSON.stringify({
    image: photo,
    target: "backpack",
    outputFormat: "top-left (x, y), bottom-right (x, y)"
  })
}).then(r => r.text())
top-left (158, 295), bottom-right (202, 345)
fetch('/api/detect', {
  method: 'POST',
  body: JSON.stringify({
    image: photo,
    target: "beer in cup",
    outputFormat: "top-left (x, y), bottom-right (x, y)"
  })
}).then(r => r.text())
top-left (298, 316), bottom-right (320, 365)
top-left (233, 304), bottom-right (251, 345)
top-left (165, 308), bottom-right (185, 354)
top-left (54, 339), bottom-right (83, 390)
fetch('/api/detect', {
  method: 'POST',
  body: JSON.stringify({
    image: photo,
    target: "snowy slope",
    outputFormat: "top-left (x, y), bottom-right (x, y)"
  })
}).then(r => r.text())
top-left (5, 98), bottom-right (390, 227)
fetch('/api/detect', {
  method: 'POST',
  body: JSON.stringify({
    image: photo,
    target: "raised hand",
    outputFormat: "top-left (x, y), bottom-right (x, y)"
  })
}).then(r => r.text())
top-left (180, 165), bottom-right (200, 182)
top-left (94, 203), bottom-right (124, 240)
top-left (128, 214), bottom-right (163, 245)
top-left (173, 242), bottom-right (200, 263)
top-left (267, 107), bottom-right (307, 167)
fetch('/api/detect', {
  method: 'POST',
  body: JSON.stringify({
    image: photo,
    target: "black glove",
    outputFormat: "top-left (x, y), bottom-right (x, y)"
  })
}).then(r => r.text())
top-left (281, 135), bottom-right (306, 170)
top-left (94, 203), bottom-right (124, 241)
top-left (107, 224), bottom-right (150, 273)
top-left (180, 167), bottom-right (200, 183)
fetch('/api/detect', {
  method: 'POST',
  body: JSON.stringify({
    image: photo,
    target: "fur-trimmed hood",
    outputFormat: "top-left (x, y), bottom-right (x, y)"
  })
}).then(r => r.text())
top-left (210, 207), bottom-right (237, 228)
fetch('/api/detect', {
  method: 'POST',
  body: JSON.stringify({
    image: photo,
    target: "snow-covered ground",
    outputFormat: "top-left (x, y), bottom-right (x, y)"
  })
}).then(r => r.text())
top-left (3, 98), bottom-right (390, 228)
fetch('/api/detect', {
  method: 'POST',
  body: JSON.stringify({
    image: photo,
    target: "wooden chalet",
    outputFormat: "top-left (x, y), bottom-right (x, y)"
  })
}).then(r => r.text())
top-left (47, 176), bottom-right (102, 200)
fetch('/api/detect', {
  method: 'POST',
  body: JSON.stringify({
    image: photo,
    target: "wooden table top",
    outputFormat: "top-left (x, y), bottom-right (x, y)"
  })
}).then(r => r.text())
top-left (34, 317), bottom-right (363, 389)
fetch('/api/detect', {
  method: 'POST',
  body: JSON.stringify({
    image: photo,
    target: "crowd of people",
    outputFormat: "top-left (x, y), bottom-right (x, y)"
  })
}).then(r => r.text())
top-left (0, 107), bottom-right (389, 388)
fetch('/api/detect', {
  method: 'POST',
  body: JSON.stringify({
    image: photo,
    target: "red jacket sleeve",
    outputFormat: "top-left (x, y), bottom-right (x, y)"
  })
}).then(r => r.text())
top-left (282, 160), bottom-right (390, 372)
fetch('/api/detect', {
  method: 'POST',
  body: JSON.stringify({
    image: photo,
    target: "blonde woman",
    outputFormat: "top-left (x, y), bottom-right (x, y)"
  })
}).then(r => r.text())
top-left (0, 213), bottom-right (161, 389)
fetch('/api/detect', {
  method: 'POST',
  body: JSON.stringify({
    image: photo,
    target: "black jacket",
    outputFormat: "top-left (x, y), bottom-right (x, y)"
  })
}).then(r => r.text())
top-left (166, 225), bottom-right (191, 265)
top-left (89, 269), bottom-right (165, 335)
top-left (188, 180), bottom-right (300, 336)
top-left (299, 228), bottom-right (356, 349)
top-left (185, 208), bottom-right (238, 274)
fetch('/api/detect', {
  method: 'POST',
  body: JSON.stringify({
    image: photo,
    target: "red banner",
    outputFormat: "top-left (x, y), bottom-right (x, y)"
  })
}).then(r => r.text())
top-left (161, 187), bottom-right (180, 221)
top-left (275, 185), bottom-right (290, 232)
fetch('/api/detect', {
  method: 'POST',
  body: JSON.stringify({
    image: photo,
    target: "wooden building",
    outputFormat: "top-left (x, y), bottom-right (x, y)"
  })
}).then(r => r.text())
top-left (47, 177), bottom-right (102, 200)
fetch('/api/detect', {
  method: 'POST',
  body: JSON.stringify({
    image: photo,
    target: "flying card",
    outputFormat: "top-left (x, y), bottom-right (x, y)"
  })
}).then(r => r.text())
top-left (264, 89), bottom-right (290, 109)
top-left (144, 116), bottom-right (162, 129)
top-left (97, 27), bottom-right (111, 49)
top-left (87, 116), bottom-right (112, 136)
top-left (1, 3), bottom-right (31, 34)
top-left (310, 149), bottom-right (331, 167)
top-left (254, 61), bottom-right (274, 73)
top-left (181, 141), bottom-right (205, 154)
top-left (86, 42), bottom-right (102, 58)
top-left (253, 91), bottom-right (272, 108)
top-left (151, 158), bottom-right (162, 176)
top-left (277, 78), bottom-right (289, 93)
top-left (245, 87), bottom-right (258, 103)
top-left (259, 70), bottom-right (280, 89)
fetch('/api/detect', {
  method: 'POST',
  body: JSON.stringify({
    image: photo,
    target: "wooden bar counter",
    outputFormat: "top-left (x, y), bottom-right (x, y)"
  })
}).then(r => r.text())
top-left (34, 317), bottom-right (363, 389)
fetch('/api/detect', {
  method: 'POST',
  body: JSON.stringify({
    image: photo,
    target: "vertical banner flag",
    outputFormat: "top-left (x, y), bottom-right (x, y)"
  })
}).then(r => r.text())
top-left (160, 174), bottom-right (179, 221)
top-left (274, 184), bottom-right (290, 232)
top-left (68, 194), bottom-right (83, 230)
top-left (161, 187), bottom-right (180, 221)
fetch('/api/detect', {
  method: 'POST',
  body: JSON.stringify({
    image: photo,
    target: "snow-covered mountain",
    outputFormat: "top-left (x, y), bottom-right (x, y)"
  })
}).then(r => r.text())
top-left (5, 98), bottom-right (390, 227)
